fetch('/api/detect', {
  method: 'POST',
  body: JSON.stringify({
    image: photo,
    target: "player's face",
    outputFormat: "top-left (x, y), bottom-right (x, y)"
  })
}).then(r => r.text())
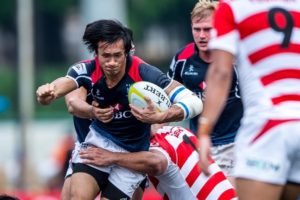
top-left (191, 15), bottom-right (213, 52)
top-left (97, 39), bottom-right (127, 78)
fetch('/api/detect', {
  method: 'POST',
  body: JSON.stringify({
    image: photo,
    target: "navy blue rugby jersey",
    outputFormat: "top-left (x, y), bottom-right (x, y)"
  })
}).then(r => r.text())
top-left (71, 58), bottom-right (100, 143)
top-left (168, 43), bottom-right (243, 146)
top-left (67, 55), bottom-right (171, 152)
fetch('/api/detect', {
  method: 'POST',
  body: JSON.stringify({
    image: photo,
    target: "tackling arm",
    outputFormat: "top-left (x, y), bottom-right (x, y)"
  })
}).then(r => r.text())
top-left (79, 147), bottom-right (168, 176)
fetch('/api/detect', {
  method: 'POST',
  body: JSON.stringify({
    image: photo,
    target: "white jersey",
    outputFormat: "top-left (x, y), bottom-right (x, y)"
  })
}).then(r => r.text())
top-left (149, 126), bottom-right (236, 200)
top-left (209, 0), bottom-right (300, 185)
top-left (209, 0), bottom-right (300, 121)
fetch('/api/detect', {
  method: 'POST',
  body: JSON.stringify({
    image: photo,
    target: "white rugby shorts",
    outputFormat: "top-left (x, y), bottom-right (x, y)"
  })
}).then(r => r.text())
top-left (211, 142), bottom-right (235, 177)
top-left (72, 127), bottom-right (146, 197)
top-left (234, 118), bottom-right (300, 184)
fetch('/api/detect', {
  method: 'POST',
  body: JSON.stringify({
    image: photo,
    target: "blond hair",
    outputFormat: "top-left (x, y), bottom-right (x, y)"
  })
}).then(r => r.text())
top-left (191, 0), bottom-right (219, 21)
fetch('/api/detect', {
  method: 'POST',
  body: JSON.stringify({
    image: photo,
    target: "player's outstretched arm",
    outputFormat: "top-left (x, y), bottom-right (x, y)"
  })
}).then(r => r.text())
top-left (79, 146), bottom-right (168, 176)
top-left (36, 77), bottom-right (77, 105)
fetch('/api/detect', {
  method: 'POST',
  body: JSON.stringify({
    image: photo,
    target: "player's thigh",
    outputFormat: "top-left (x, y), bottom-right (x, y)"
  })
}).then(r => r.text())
top-left (61, 155), bottom-right (74, 200)
top-left (61, 176), bottom-right (71, 200)
top-left (281, 182), bottom-right (300, 200)
top-left (131, 187), bottom-right (144, 200)
top-left (132, 177), bottom-right (148, 200)
top-left (236, 178), bottom-right (283, 200)
top-left (70, 171), bottom-right (100, 200)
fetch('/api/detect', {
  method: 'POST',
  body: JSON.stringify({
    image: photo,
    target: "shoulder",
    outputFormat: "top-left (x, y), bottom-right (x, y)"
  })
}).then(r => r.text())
top-left (175, 43), bottom-right (196, 60)
top-left (69, 59), bottom-right (96, 73)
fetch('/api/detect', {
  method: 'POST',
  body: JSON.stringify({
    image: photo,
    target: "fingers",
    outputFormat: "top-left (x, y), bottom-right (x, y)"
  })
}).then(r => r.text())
top-left (129, 104), bottom-right (142, 118)
top-left (144, 97), bottom-right (155, 110)
top-left (79, 147), bottom-right (98, 164)
top-left (130, 102), bottom-right (164, 123)
top-left (79, 147), bottom-right (111, 166)
top-left (92, 104), bottom-right (114, 123)
top-left (92, 101), bottom-right (99, 107)
top-left (36, 83), bottom-right (56, 105)
top-left (36, 83), bottom-right (54, 96)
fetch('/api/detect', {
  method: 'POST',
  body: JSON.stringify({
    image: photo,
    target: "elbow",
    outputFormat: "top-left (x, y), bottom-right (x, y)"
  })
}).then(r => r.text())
top-left (66, 98), bottom-right (76, 115)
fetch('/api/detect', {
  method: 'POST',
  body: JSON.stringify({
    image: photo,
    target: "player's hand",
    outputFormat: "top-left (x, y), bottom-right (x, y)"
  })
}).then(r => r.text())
top-left (79, 146), bottom-right (115, 166)
top-left (91, 101), bottom-right (114, 123)
top-left (36, 83), bottom-right (56, 105)
top-left (130, 97), bottom-right (164, 124)
top-left (198, 134), bottom-right (212, 176)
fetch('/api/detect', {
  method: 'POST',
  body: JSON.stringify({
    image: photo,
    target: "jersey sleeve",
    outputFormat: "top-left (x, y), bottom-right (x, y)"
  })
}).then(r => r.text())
top-left (66, 62), bottom-right (93, 91)
top-left (139, 63), bottom-right (172, 89)
top-left (208, 2), bottom-right (239, 55)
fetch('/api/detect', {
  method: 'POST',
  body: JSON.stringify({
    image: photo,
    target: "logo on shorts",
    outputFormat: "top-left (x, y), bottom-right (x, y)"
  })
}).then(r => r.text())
top-left (246, 158), bottom-right (280, 172)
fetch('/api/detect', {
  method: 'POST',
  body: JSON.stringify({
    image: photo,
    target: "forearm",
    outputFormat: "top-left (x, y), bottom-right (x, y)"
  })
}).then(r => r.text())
top-left (159, 105), bottom-right (185, 123)
top-left (65, 87), bottom-right (93, 119)
top-left (66, 98), bottom-right (93, 119)
top-left (198, 50), bottom-right (233, 136)
top-left (52, 77), bottom-right (77, 99)
top-left (163, 80), bottom-right (203, 122)
top-left (112, 151), bottom-right (166, 176)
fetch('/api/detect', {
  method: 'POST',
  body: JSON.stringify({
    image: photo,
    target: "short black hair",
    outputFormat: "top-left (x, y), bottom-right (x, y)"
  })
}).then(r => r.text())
top-left (83, 19), bottom-right (133, 55)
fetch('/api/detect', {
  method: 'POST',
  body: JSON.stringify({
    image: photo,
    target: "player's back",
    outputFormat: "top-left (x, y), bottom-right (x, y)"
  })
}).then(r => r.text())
top-left (211, 0), bottom-right (300, 120)
top-left (150, 126), bottom-right (236, 200)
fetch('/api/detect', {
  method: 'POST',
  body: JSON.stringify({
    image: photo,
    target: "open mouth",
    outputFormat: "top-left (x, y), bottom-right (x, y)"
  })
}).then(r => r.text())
top-left (198, 42), bottom-right (208, 47)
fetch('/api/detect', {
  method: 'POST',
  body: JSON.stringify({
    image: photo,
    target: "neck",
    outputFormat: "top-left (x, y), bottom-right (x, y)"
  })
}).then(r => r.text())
top-left (105, 67), bottom-right (126, 88)
top-left (199, 50), bottom-right (212, 63)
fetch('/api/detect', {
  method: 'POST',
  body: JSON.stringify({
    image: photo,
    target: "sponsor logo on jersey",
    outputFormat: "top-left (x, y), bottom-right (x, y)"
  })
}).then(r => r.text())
top-left (92, 88), bottom-right (104, 101)
top-left (114, 110), bottom-right (132, 119)
top-left (170, 127), bottom-right (184, 138)
top-left (111, 103), bottom-right (123, 112)
top-left (246, 158), bottom-right (280, 172)
top-left (72, 63), bottom-right (87, 75)
top-left (184, 65), bottom-right (198, 75)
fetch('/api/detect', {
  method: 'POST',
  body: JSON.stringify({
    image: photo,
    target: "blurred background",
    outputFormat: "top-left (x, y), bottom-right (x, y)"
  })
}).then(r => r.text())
top-left (1, 0), bottom-right (195, 199)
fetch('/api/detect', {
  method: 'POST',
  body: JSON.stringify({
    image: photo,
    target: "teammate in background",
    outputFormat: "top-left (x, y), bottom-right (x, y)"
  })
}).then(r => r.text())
top-left (168, 0), bottom-right (243, 183)
top-left (79, 125), bottom-right (237, 200)
top-left (197, 1), bottom-right (300, 200)
top-left (36, 19), bottom-right (202, 200)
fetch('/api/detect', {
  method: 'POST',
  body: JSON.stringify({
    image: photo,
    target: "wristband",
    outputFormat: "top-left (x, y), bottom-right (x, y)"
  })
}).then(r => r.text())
top-left (198, 117), bottom-right (213, 136)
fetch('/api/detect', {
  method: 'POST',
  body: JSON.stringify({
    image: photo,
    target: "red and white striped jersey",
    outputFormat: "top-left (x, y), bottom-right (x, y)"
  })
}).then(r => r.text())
top-left (209, 0), bottom-right (300, 121)
top-left (149, 126), bottom-right (236, 200)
